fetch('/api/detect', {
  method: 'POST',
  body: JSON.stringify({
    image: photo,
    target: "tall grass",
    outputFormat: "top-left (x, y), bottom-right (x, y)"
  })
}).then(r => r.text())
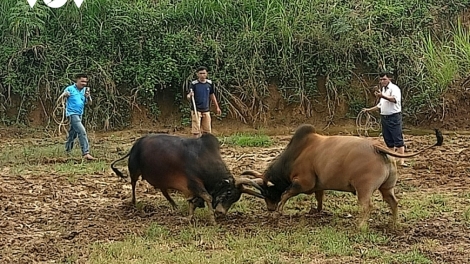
top-left (452, 19), bottom-right (470, 71)
top-left (1, 0), bottom-right (470, 127)
top-left (421, 34), bottom-right (459, 93)
top-left (411, 19), bottom-right (470, 114)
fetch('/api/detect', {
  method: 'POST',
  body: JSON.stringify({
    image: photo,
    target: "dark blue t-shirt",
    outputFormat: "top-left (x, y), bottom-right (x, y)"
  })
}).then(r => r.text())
top-left (189, 80), bottom-right (214, 112)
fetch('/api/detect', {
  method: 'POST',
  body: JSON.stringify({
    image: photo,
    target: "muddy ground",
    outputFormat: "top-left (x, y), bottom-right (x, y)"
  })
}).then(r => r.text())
top-left (0, 128), bottom-right (469, 263)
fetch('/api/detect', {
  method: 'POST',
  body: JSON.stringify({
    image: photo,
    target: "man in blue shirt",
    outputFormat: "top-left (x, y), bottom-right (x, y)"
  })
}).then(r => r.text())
top-left (186, 66), bottom-right (221, 137)
top-left (60, 73), bottom-right (95, 160)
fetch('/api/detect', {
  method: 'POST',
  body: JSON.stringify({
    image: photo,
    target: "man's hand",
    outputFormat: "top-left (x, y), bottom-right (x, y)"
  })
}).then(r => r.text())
top-left (84, 88), bottom-right (92, 105)
top-left (374, 91), bottom-right (382, 98)
top-left (186, 91), bottom-right (194, 100)
top-left (215, 107), bottom-right (221, 115)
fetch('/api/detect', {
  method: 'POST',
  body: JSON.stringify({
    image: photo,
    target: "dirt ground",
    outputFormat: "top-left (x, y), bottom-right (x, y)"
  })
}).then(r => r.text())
top-left (0, 126), bottom-right (469, 263)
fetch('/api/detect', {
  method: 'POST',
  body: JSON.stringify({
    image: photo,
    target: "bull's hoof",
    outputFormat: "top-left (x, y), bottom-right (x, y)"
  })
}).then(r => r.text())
top-left (209, 216), bottom-right (217, 225)
top-left (187, 215), bottom-right (196, 224)
top-left (308, 208), bottom-right (322, 215)
top-left (388, 220), bottom-right (400, 230)
top-left (270, 211), bottom-right (281, 219)
top-left (358, 221), bottom-right (370, 232)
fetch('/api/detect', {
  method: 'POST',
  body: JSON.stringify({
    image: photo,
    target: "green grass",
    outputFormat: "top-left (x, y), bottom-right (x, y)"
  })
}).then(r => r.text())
top-left (2, 132), bottom-right (469, 264)
top-left (220, 133), bottom-right (274, 147)
top-left (86, 188), bottom-right (463, 264)
top-left (88, 221), bottom-right (435, 264)
top-left (463, 207), bottom-right (470, 224)
top-left (89, 223), bottom-right (353, 263)
top-left (400, 193), bottom-right (456, 222)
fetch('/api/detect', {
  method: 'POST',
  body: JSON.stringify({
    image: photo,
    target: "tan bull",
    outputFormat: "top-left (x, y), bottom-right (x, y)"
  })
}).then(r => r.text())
top-left (242, 124), bottom-right (443, 228)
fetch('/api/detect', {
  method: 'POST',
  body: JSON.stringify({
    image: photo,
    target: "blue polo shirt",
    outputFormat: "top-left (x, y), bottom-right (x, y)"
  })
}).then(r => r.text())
top-left (189, 80), bottom-right (214, 112)
top-left (64, 84), bottom-right (87, 116)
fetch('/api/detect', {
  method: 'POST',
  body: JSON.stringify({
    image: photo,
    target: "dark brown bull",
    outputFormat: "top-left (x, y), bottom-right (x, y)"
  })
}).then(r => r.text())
top-left (111, 133), bottom-right (263, 224)
top-left (242, 124), bottom-right (443, 227)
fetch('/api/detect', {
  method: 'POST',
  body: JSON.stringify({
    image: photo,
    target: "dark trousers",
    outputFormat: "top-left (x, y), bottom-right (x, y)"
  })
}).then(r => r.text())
top-left (380, 112), bottom-right (404, 148)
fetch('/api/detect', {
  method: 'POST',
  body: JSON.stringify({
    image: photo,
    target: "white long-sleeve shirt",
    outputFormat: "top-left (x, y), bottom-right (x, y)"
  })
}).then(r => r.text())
top-left (376, 82), bottom-right (402, 115)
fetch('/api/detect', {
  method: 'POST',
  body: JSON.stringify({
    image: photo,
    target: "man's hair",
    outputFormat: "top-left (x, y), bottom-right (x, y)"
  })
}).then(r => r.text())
top-left (196, 66), bottom-right (208, 73)
top-left (379, 72), bottom-right (393, 79)
top-left (75, 73), bottom-right (88, 80)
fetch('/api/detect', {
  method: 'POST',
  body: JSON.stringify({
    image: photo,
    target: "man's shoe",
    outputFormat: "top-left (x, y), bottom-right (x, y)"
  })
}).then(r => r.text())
top-left (83, 154), bottom-right (96, 160)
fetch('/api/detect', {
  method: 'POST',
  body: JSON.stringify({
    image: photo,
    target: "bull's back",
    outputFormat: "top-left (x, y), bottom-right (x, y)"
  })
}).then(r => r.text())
top-left (297, 135), bottom-right (390, 190)
top-left (133, 135), bottom-right (193, 191)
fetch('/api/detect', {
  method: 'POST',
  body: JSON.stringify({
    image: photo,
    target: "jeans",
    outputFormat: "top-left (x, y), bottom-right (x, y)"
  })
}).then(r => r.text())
top-left (65, 114), bottom-right (90, 155)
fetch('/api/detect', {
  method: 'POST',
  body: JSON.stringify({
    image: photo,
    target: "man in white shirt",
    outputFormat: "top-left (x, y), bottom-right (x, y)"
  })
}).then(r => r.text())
top-left (363, 72), bottom-right (407, 167)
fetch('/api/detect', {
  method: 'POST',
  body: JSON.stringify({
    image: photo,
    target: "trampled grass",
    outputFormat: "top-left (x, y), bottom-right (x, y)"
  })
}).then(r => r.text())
top-left (2, 131), bottom-right (469, 263)
top-left (85, 187), bottom-right (467, 264)
top-left (87, 194), bottom-right (443, 264)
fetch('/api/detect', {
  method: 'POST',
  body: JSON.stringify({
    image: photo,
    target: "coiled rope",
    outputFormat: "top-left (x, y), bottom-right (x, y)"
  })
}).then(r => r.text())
top-left (355, 110), bottom-right (381, 137)
top-left (52, 95), bottom-right (69, 136)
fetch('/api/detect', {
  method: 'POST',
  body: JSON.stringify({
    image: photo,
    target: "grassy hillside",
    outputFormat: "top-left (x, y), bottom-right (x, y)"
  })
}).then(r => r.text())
top-left (0, 0), bottom-right (469, 128)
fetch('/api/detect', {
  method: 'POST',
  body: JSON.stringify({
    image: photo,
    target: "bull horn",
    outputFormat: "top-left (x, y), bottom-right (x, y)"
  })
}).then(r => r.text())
top-left (241, 170), bottom-right (263, 178)
top-left (252, 178), bottom-right (264, 186)
top-left (267, 181), bottom-right (274, 187)
top-left (240, 186), bottom-right (265, 199)
top-left (234, 177), bottom-right (263, 191)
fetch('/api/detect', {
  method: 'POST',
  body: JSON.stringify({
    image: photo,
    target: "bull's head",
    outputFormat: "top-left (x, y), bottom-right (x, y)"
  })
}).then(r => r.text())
top-left (240, 170), bottom-right (279, 211)
top-left (211, 178), bottom-right (264, 215)
top-left (212, 180), bottom-right (242, 215)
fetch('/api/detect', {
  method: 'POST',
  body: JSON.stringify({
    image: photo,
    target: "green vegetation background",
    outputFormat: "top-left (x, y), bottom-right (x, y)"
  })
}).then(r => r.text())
top-left (1, 0), bottom-right (469, 128)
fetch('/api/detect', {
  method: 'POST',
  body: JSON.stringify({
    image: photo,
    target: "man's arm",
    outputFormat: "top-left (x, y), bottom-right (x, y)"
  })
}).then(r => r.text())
top-left (186, 83), bottom-right (194, 101)
top-left (363, 105), bottom-right (380, 112)
top-left (374, 90), bottom-right (397, 103)
top-left (58, 89), bottom-right (70, 99)
top-left (209, 94), bottom-right (221, 115)
top-left (85, 88), bottom-right (92, 105)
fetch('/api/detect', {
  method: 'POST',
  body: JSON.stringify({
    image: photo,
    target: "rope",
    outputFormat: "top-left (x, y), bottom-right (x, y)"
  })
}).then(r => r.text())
top-left (355, 110), bottom-right (380, 137)
top-left (52, 95), bottom-right (69, 136)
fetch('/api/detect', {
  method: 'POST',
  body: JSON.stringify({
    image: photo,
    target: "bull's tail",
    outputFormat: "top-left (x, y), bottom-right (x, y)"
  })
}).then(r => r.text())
top-left (111, 153), bottom-right (130, 178)
top-left (375, 129), bottom-right (443, 158)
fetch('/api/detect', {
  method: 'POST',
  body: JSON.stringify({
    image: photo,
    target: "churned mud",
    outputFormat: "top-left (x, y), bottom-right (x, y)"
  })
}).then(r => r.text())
top-left (0, 128), bottom-right (469, 263)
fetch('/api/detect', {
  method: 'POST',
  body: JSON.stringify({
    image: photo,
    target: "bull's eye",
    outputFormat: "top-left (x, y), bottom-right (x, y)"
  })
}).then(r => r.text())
top-left (227, 191), bottom-right (231, 195)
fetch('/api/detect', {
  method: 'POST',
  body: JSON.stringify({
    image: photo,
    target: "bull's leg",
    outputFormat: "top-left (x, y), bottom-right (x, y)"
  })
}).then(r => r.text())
top-left (309, 190), bottom-right (324, 214)
top-left (276, 182), bottom-right (304, 216)
top-left (357, 190), bottom-right (374, 229)
top-left (161, 189), bottom-right (178, 210)
top-left (187, 199), bottom-right (196, 223)
top-left (131, 179), bottom-right (137, 205)
top-left (198, 192), bottom-right (216, 225)
top-left (379, 187), bottom-right (398, 227)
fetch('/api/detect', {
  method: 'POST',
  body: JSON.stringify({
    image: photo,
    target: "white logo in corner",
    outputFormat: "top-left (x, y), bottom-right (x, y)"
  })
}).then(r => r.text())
top-left (27, 0), bottom-right (84, 8)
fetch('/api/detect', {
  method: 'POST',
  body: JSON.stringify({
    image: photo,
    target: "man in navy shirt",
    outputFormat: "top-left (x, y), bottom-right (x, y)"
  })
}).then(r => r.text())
top-left (60, 73), bottom-right (95, 160)
top-left (186, 66), bottom-right (221, 137)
